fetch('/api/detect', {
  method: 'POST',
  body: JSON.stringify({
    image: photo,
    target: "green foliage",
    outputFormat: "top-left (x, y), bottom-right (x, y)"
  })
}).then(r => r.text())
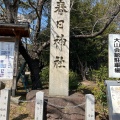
top-left (86, 65), bottom-right (110, 116)
top-left (88, 65), bottom-right (108, 82)
top-left (39, 30), bottom-right (50, 66)
top-left (70, 0), bottom-right (117, 35)
top-left (40, 68), bottom-right (79, 90)
top-left (93, 82), bottom-right (107, 106)
top-left (77, 83), bottom-right (93, 94)
top-left (70, 0), bottom-right (118, 78)
top-left (40, 66), bottom-right (49, 84)
top-left (69, 70), bottom-right (79, 90)
top-left (89, 66), bottom-right (109, 106)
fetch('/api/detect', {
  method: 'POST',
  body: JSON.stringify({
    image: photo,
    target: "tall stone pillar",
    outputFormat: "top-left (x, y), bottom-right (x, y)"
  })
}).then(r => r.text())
top-left (49, 0), bottom-right (70, 96)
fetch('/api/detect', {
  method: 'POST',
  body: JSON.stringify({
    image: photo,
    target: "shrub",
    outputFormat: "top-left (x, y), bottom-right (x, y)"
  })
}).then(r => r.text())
top-left (89, 66), bottom-right (109, 116)
top-left (89, 66), bottom-right (108, 104)
top-left (88, 65), bottom-right (108, 82)
top-left (40, 66), bottom-right (49, 84)
top-left (69, 70), bottom-right (79, 90)
top-left (40, 67), bottom-right (79, 90)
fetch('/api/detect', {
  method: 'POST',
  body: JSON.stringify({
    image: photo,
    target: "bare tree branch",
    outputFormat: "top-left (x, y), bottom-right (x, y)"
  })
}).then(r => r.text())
top-left (13, 0), bottom-right (20, 7)
top-left (28, 0), bottom-right (39, 19)
top-left (71, 5), bottom-right (120, 39)
top-left (37, 40), bottom-right (50, 55)
top-left (28, 0), bottom-right (46, 42)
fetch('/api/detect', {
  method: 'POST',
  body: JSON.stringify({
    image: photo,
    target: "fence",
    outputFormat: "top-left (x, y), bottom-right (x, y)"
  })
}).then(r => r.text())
top-left (0, 89), bottom-right (95, 120)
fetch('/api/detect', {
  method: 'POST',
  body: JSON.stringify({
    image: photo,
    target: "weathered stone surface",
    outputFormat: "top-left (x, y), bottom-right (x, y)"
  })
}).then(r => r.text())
top-left (0, 89), bottom-right (10, 120)
top-left (26, 90), bottom-right (39, 117)
top-left (26, 90), bottom-right (85, 120)
top-left (26, 90), bottom-right (39, 100)
top-left (49, 0), bottom-right (70, 96)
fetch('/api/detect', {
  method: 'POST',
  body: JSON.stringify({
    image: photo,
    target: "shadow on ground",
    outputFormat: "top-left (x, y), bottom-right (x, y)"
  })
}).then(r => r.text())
top-left (12, 114), bottom-right (29, 120)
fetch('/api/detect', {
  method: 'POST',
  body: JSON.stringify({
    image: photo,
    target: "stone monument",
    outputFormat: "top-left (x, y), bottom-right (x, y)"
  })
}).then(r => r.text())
top-left (49, 0), bottom-right (70, 96)
top-left (105, 80), bottom-right (120, 120)
top-left (0, 89), bottom-right (10, 120)
top-left (35, 91), bottom-right (44, 120)
top-left (85, 94), bottom-right (95, 120)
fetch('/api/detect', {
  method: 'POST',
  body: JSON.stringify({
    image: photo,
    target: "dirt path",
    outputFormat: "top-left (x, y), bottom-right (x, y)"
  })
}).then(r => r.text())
top-left (9, 102), bottom-right (34, 120)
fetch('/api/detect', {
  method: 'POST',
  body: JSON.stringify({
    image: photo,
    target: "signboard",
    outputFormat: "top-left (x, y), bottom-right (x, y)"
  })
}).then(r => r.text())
top-left (105, 80), bottom-right (120, 120)
top-left (109, 34), bottom-right (120, 78)
top-left (49, 0), bottom-right (70, 96)
top-left (0, 42), bottom-right (15, 80)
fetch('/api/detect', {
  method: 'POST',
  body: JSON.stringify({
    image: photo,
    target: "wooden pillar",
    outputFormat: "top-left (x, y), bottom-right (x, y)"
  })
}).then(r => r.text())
top-left (12, 36), bottom-right (20, 97)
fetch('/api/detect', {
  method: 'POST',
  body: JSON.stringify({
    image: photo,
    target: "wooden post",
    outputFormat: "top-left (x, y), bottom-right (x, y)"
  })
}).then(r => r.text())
top-left (12, 36), bottom-right (20, 97)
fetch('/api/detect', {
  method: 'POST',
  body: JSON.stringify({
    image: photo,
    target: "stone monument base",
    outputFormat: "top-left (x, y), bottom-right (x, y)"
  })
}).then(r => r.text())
top-left (26, 89), bottom-right (85, 120)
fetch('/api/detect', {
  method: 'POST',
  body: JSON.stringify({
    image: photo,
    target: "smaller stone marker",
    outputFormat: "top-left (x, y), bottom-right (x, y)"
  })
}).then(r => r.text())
top-left (85, 94), bottom-right (95, 120)
top-left (35, 91), bottom-right (44, 120)
top-left (105, 80), bottom-right (120, 120)
top-left (0, 89), bottom-right (10, 120)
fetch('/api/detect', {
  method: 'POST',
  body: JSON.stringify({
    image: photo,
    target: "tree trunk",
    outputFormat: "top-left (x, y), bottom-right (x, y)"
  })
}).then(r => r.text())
top-left (19, 42), bottom-right (43, 89)
top-left (3, 0), bottom-right (44, 89)
top-left (77, 55), bottom-right (87, 81)
top-left (3, 0), bottom-right (19, 23)
top-left (80, 63), bottom-right (87, 81)
top-left (30, 59), bottom-right (43, 89)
